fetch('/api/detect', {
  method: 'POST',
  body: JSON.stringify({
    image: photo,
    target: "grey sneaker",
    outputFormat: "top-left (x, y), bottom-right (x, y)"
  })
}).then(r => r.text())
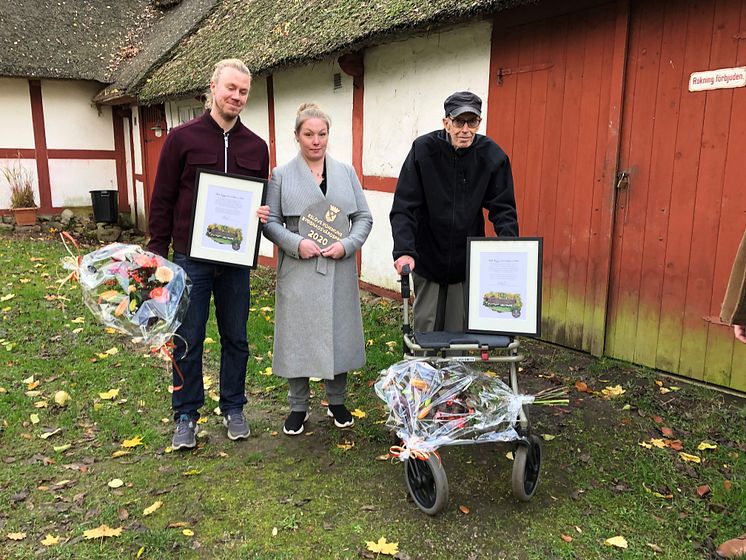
top-left (172, 414), bottom-right (198, 450)
top-left (223, 411), bottom-right (250, 440)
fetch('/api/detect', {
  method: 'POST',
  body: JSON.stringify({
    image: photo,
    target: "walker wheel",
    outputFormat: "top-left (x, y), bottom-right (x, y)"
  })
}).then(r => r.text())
top-left (404, 454), bottom-right (448, 515)
top-left (512, 434), bottom-right (542, 501)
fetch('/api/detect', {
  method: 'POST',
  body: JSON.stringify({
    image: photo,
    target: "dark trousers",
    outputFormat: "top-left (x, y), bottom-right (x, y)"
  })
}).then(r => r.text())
top-left (171, 252), bottom-right (250, 420)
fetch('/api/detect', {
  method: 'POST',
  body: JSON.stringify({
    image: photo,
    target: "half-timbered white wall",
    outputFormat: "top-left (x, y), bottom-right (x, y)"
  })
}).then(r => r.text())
top-left (361, 20), bottom-right (493, 290)
top-left (272, 59), bottom-right (354, 166)
top-left (43, 81), bottom-right (115, 150)
top-left (0, 79), bottom-right (35, 149)
top-left (363, 21), bottom-right (493, 177)
top-left (130, 103), bottom-right (146, 227)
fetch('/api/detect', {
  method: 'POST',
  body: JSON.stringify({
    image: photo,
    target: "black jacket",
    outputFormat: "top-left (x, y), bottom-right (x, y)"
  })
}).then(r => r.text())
top-left (390, 129), bottom-right (519, 284)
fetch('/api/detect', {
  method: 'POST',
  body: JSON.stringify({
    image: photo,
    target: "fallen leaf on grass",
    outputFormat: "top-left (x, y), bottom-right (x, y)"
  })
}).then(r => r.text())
top-left (182, 529), bottom-right (194, 536)
top-left (366, 536), bottom-right (399, 555)
top-left (53, 444), bottom-right (71, 453)
top-left (261, 367), bottom-right (273, 376)
top-left (574, 380), bottom-right (591, 393)
top-left (112, 450), bottom-right (130, 458)
top-left (6, 532), bottom-right (26, 540)
top-left (108, 479), bottom-right (124, 488)
top-left (337, 441), bottom-right (355, 451)
top-left (121, 436), bottom-right (143, 448)
top-left (561, 534), bottom-right (573, 543)
top-left (70, 316), bottom-right (85, 324)
top-left (724, 480), bottom-right (732, 491)
top-left (39, 428), bottom-right (61, 439)
top-left (143, 500), bottom-right (163, 516)
top-left (0, 293), bottom-right (16, 302)
top-left (54, 391), bottom-right (71, 406)
top-left (351, 408), bottom-right (366, 419)
top-left (604, 535), bottom-right (628, 549)
top-left (83, 524), bottom-right (122, 539)
top-left (601, 385), bottom-right (625, 399)
top-left (679, 452), bottom-right (701, 464)
top-left (541, 434), bottom-right (556, 441)
top-left (696, 485), bottom-right (711, 497)
top-left (459, 505), bottom-right (470, 514)
top-left (182, 468), bottom-right (202, 476)
top-left (41, 534), bottom-right (60, 546)
top-left (99, 388), bottom-right (119, 400)
top-left (30, 413), bottom-right (40, 424)
top-left (639, 441), bottom-right (653, 449)
top-left (697, 441), bottom-right (717, 451)
top-left (660, 427), bottom-right (673, 437)
top-left (271, 527), bottom-right (278, 537)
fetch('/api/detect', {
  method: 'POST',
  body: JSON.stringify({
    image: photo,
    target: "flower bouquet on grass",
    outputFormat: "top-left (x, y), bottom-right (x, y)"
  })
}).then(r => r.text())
top-left (71, 243), bottom-right (190, 348)
top-left (375, 359), bottom-right (567, 459)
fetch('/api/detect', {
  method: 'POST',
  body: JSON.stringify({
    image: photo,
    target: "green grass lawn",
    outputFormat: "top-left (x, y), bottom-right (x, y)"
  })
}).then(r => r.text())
top-left (0, 231), bottom-right (743, 559)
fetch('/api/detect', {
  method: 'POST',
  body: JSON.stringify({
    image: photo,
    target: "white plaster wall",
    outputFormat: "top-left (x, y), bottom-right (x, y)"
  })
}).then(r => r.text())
top-left (42, 81), bottom-right (115, 150)
top-left (48, 159), bottom-right (117, 207)
top-left (0, 158), bottom-right (39, 209)
top-left (363, 21), bottom-right (493, 177)
top-left (242, 75), bottom-right (270, 145)
top-left (0, 79), bottom-right (35, 149)
top-left (273, 59), bottom-right (353, 167)
top-left (130, 104), bottom-right (143, 175)
top-left (360, 190), bottom-right (398, 291)
top-left (135, 179), bottom-right (147, 227)
top-left (122, 117), bottom-right (136, 226)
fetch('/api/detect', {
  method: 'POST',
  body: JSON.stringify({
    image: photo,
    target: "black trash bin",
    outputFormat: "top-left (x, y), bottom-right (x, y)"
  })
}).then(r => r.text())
top-left (90, 190), bottom-right (118, 223)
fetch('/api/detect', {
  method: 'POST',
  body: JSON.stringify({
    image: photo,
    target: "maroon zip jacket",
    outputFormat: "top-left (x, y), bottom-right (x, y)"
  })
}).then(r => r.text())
top-left (146, 111), bottom-right (269, 257)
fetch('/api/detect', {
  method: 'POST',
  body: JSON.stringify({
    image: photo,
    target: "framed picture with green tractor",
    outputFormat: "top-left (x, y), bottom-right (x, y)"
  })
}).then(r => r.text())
top-left (466, 237), bottom-right (542, 336)
top-left (188, 169), bottom-right (267, 268)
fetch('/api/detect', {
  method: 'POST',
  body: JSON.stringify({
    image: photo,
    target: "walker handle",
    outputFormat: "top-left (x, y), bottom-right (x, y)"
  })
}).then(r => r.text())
top-left (400, 264), bottom-right (411, 299)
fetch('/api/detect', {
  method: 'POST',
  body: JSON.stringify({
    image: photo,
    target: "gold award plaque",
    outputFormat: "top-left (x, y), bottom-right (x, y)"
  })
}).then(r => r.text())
top-left (298, 200), bottom-right (350, 248)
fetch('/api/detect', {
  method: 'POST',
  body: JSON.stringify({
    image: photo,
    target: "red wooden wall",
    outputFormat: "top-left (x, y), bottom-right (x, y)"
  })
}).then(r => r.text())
top-left (607, 0), bottom-right (746, 389)
top-left (488, 0), bottom-right (746, 391)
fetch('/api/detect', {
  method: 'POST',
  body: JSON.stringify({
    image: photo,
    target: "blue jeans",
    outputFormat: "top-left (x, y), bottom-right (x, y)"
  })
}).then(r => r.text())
top-left (171, 252), bottom-right (250, 420)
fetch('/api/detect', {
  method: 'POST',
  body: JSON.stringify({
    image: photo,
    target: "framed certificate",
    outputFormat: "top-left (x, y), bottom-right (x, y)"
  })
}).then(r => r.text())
top-left (465, 237), bottom-right (543, 336)
top-left (188, 169), bottom-right (267, 268)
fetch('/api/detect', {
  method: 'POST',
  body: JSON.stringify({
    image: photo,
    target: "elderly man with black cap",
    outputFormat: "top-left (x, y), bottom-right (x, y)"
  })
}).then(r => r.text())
top-left (390, 91), bottom-right (519, 332)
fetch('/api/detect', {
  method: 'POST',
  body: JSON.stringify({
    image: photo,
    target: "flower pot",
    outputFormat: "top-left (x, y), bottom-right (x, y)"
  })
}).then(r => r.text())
top-left (13, 207), bottom-right (37, 226)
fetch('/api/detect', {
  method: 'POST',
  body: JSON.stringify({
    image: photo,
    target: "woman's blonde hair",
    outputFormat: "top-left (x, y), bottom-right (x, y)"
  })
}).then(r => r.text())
top-left (295, 103), bottom-right (331, 133)
top-left (205, 58), bottom-right (251, 109)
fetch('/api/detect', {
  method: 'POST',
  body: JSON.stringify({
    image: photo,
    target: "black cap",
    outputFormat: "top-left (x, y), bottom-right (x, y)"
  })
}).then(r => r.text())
top-left (444, 91), bottom-right (482, 118)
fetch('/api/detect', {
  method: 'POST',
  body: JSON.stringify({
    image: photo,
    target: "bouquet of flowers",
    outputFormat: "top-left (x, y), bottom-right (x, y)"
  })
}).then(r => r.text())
top-left (68, 243), bottom-right (190, 348)
top-left (375, 359), bottom-right (566, 460)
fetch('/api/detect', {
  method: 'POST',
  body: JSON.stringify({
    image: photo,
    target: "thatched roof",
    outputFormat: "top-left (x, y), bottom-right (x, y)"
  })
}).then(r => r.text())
top-left (0, 0), bottom-right (157, 81)
top-left (0, 0), bottom-right (536, 103)
top-left (136, 0), bottom-right (534, 103)
top-left (93, 0), bottom-right (220, 104)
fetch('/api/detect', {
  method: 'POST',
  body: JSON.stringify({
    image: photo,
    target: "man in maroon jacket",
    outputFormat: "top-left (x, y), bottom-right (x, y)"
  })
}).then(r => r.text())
top-left (147, 58), bottom-right (270, 450)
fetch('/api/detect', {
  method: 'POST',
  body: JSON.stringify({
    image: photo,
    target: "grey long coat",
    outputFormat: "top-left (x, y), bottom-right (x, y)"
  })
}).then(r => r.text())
top-left (263, 155), bottom-right (373, 379)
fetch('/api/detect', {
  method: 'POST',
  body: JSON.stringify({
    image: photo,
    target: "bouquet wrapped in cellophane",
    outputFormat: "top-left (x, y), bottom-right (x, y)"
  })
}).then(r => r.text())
top-left (375, 359), bottom-right (566, 460)
top-left (67, 243), bottom-right (190, 349)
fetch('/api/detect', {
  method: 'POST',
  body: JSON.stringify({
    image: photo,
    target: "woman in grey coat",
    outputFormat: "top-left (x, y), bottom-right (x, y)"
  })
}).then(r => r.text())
top-left (263, 103), bottom-right (373, 435)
